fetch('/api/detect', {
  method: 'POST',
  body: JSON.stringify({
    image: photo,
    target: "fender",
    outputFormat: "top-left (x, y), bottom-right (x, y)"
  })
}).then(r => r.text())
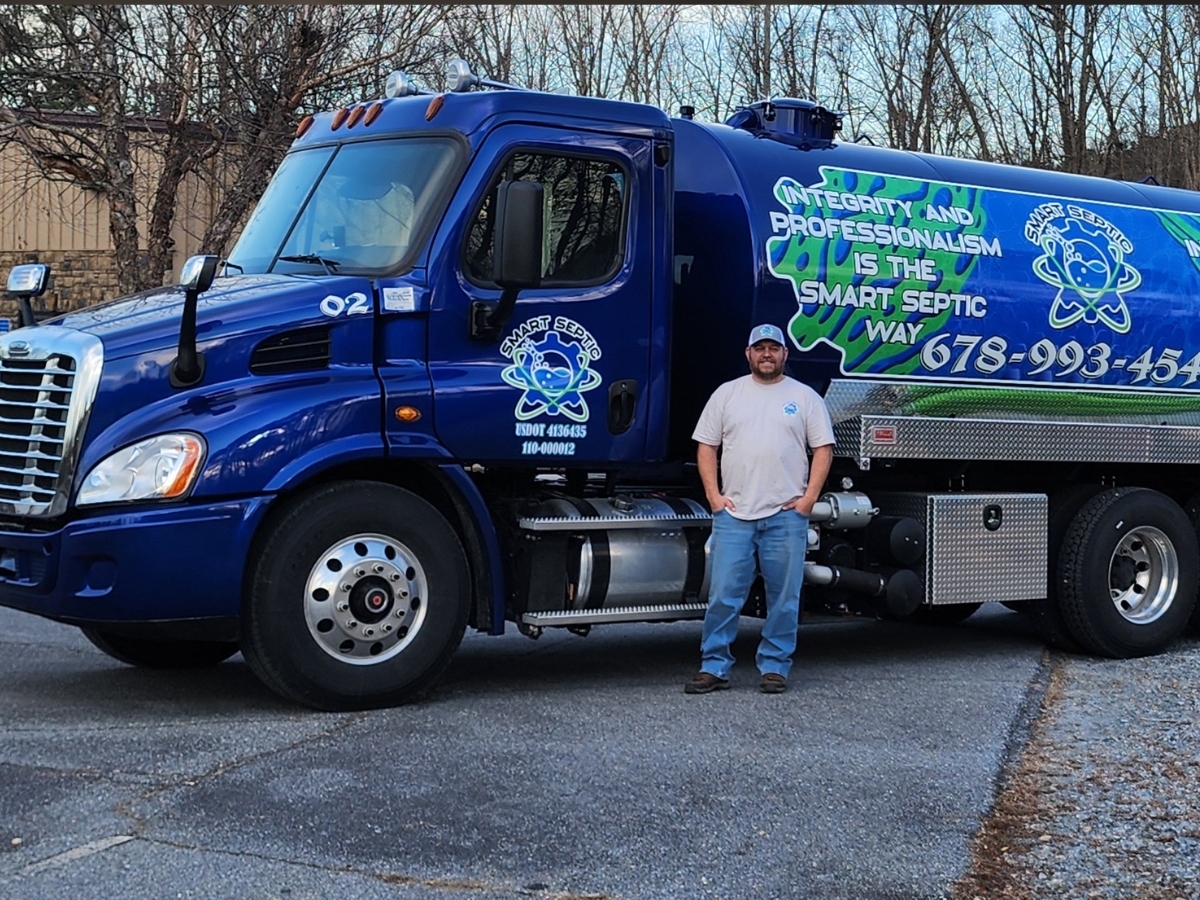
top-left (434, 462), bottom-right (507, 635)
top-left (263, 432), bottom-right (386, 493)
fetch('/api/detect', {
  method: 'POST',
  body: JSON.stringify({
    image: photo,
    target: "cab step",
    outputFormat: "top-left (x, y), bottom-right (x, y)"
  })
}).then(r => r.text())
top-left (520, 603), bottom-right (708, 626)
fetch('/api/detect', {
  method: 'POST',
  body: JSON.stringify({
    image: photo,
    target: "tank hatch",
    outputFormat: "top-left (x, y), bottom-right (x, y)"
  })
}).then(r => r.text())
top-left (725, 98), bottom-right (842, 149)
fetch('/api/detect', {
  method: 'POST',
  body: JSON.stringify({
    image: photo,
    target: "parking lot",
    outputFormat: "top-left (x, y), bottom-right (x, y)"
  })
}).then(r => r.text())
top-left (1, 605), bottom-right (1051, 900)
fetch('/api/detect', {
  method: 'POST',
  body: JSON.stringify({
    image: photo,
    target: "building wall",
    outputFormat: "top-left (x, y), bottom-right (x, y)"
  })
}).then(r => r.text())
top-left (0, 132), bottom-right (227, 328)
top-left (0, 249), bottom-right (118, 326)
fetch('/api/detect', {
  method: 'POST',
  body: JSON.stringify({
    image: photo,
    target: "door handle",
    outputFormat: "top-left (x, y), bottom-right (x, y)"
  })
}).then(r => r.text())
top-left (607, 379), bottom-right (638, 435)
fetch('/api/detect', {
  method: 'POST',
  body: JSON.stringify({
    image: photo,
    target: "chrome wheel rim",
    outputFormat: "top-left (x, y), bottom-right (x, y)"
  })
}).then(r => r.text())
top-left (304, 533), bottom-right (428, 665)
top-left (1108, 526), bottom-right (1177, 625)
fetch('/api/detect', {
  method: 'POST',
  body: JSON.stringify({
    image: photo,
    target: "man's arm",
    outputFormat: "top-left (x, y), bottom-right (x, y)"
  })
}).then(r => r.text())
top-left (697, 442), bottom-right (735, 512)
top-left (785, 443), bottom-right (833, 516)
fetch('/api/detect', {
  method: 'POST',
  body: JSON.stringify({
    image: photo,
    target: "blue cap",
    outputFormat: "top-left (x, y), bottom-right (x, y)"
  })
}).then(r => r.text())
top-left (748, 323), bottom-right (786, 347)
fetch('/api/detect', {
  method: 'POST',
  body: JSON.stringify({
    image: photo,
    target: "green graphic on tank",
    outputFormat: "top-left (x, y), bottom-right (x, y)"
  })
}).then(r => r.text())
top-left (767, 168), bottom-right (991, 377)
top-left (765, 165), bottom-right (1200, 395)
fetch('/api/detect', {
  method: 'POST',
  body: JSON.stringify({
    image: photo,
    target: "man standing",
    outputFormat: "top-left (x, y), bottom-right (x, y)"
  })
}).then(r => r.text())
top-left (685, 323), bottom-right (835, 695)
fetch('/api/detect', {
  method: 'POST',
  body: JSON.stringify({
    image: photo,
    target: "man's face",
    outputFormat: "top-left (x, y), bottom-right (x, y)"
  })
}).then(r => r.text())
top-left (746, 340), bottom-right (787, 378)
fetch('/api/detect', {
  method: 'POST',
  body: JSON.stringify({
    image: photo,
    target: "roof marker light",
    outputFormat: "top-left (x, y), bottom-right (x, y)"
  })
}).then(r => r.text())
top-left (331, 107), bottom-right (349, 130)
top-left (346, 105), bottom-right (365, 128)
top-left (364, 102), bottom-right (383, 126)
top-left (296, 115), bottom-right (314, 138)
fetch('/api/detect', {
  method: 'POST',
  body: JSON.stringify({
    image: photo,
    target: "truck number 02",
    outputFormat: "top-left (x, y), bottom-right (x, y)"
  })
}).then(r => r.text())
top-left (320, 292), bottom-right (371, 317)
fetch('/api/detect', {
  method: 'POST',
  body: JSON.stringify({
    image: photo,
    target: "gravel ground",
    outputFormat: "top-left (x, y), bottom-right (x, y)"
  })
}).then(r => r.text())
top-left (953, 635), bottom-right (1200, 900)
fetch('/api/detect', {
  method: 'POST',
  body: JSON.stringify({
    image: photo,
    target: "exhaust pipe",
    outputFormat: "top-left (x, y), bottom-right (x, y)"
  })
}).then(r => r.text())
top-left (804, 562), bottom-right (923, 618)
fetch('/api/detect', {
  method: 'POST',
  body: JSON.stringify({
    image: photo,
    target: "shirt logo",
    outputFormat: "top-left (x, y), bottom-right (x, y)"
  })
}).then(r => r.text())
top-left (783, 401), bottom-right (798, 416)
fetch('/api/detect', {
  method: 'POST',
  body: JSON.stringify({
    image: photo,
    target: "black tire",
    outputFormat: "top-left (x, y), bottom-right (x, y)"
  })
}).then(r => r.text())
top-left (1058, 487), bottom-right (1198, 658)
top-left (909, 602), bottom-right (981, 625)
top-left (82, 629), bottom-right (239, 669)
top-left (1024, 483), bottom-right (1103, 652)
top-left (1179, 491), bottom-right (1200, 634)
top-left (241, 481), bottom-right (470, 711)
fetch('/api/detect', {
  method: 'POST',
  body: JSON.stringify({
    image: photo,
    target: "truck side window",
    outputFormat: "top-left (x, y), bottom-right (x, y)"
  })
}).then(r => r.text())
top-left (464, 152), bottom-right (626, 286)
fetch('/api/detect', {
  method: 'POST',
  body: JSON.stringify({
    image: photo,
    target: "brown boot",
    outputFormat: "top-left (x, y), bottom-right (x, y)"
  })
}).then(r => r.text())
top-left (759, 673), bottom-right (787, 694)
top-left (684, 672), bottom-right (730, 694)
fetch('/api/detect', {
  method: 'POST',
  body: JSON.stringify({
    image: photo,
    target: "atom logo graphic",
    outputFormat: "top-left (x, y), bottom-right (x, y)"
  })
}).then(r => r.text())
top-left (1026, 203), bottom-right (1141, 334)
top-left (500, 328), bottom-right (603, 422)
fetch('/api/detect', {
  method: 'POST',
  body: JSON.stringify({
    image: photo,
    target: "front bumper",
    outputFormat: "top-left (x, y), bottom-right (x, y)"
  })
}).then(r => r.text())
top-left (0, 497), bottom-right (272, 629)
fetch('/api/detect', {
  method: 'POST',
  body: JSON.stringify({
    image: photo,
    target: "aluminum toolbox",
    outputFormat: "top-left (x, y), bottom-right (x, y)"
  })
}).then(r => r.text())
top-left (873, 493), bottom-right (1048, 605)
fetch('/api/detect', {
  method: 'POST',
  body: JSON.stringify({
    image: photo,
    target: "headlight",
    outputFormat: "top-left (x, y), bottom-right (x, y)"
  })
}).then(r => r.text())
top-left (77, 433), bottom-right (207, 507)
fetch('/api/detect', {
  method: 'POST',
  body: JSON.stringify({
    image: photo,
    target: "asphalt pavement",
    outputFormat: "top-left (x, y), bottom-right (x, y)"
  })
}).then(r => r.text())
top-left (0, 604), bottom-right (1051, 900)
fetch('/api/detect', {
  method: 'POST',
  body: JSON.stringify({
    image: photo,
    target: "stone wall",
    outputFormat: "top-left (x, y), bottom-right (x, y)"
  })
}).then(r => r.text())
top-left (0, 249), bottom-right (119, 327)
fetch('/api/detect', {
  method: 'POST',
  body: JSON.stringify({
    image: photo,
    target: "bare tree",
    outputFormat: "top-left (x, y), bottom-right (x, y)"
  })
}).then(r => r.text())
top-left (1123, 6), bottom-right (1200, 188)
top-left (0, 5), bottom-right (452, 294)
top-left (613, 5), bottom-right (682, 107)
top-left (671, 6), bottom-right (741, 122)
top-left (0, 6), bottom-right (213, 292)
top-left (1002, 5), bottom-right (1110, 173)
top-left (555, 5), bottom-right (623, 98)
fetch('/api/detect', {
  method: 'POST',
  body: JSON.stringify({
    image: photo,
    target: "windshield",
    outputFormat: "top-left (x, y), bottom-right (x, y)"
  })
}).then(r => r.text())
top-left (225, 136), bottom-right (462, 276)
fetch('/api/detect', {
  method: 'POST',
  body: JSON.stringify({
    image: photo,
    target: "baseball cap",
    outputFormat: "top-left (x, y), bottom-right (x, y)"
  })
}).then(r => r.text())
top-left (747, 323), bottom-right (786, 347)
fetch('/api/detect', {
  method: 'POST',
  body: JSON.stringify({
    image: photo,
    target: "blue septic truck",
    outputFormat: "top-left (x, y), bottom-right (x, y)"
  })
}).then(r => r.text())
top-left (3, 61), bottom-right (1200, 709)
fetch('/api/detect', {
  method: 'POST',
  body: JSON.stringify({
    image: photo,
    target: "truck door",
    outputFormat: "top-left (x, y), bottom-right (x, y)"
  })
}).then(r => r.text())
top-left (426, 127), bottom-right (656, 465)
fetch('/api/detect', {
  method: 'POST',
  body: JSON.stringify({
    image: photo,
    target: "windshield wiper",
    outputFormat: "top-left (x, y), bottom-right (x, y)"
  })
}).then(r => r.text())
top-left (277, 254), bottom-right (340, 275)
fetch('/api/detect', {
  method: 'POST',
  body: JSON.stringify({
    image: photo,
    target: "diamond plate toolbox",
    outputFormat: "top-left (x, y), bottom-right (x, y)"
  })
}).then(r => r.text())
top-left (873, 493), bottom-right (1048, 605)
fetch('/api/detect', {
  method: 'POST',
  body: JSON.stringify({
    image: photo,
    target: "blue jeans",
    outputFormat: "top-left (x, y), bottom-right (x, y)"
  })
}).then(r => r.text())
top-left (700, 509), bottom-right (808, 679)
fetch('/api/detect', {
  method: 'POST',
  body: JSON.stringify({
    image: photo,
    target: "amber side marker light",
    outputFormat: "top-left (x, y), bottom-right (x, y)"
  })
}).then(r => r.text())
top-left (331, 107), bottom-right (349, 130)
top-left (364, 102), bottom-right (384, 126)
top-left (425, 95), bottom-right (444, 121)
top-left (395, 406), bottom-right (421, 423)
top-left (346, 105), bottom-right (365, 128)
top-left (295, 115), bottom-right (314, 138)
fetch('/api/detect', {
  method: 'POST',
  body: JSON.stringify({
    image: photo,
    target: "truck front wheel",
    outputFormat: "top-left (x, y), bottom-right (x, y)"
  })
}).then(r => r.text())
top-left (1058, 488), bottom-right (1198, 658)
top-left (242, 481), bottom-right (470, 711)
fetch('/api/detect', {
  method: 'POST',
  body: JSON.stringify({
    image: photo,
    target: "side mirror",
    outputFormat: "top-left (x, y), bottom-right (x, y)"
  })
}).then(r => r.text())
top-left (180, 255), bottom-right (219, 294)
top-left (171, 255), bottom-right (219, 389)
top-left (7, 264), bottom-right (50, 329)
top-left (493, 180), bottom-right (543, 289)
top-left (7, 264), bottom-right (50, 297)
top-left (471, 180), bottom-right (543, 341)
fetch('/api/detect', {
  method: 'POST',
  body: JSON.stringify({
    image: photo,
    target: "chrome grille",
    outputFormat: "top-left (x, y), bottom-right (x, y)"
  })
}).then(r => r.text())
top-left (0, 328), bottom-right (104, 518)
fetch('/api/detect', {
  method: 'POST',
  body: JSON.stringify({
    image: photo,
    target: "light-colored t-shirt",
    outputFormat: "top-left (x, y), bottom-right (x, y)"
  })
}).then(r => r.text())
top-left (692, 374), bottom-right (835, 521)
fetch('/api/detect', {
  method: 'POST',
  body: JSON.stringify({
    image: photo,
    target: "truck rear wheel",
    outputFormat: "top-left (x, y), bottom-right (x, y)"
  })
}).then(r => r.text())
top-left (1024, 483), bottom-right (1103, 652)
top-left (242, 481), bottom-right (470, 711)
top-left (1179, 490), bottom-right (1200, 634)
top-left (81, 629), bottom-right (239, 669)
top-left (1058, 487), bottom-right (1198, 658)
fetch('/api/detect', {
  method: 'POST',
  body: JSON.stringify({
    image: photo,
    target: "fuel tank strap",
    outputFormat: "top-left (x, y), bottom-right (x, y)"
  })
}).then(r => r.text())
top-left (660, 497), bottom-right (709, 602)
top-left (582, 531), bottom-right (611, 610)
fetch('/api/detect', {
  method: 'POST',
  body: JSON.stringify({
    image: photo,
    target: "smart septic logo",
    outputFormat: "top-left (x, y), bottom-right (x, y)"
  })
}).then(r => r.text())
top-left (1025, 202), bottom-right (1141, 334)
top-left (500, 315), bottom-right (602, 423)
